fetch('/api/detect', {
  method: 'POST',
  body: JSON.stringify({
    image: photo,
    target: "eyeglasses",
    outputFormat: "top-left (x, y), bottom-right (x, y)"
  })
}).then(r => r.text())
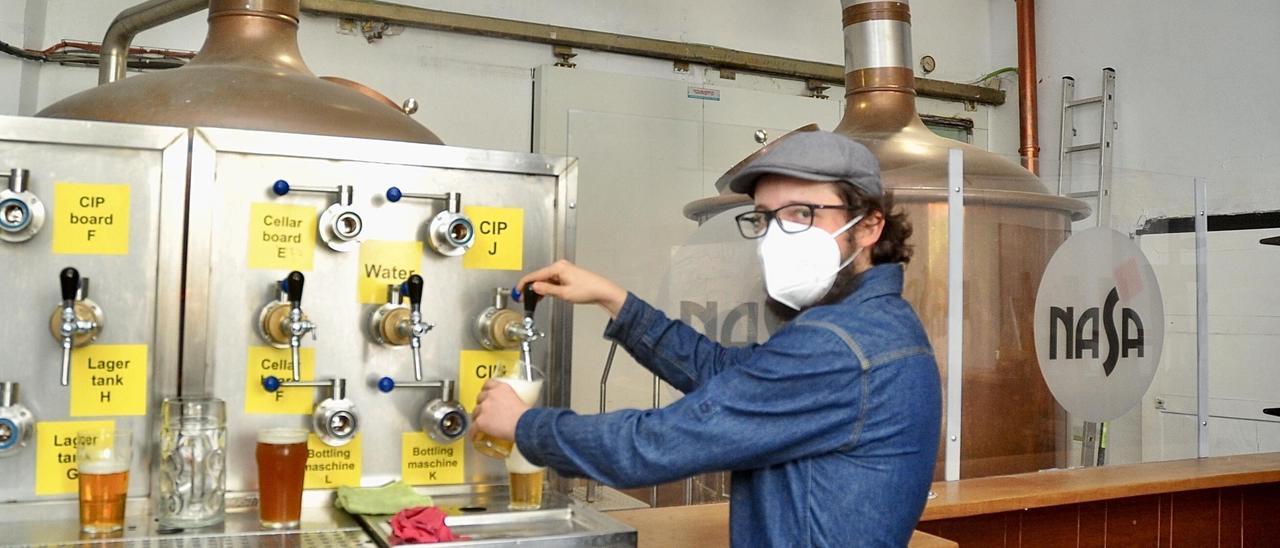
top-left (734, 203), bottom-right (858, 239)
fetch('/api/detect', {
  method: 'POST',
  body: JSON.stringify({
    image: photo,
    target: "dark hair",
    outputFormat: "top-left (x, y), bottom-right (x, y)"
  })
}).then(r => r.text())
top-left (835, 184), bottom-right (913, 265)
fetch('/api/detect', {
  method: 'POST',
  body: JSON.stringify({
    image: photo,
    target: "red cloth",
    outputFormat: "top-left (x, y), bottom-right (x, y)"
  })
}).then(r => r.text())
top-left (390, 506), bottom-right (462, 544)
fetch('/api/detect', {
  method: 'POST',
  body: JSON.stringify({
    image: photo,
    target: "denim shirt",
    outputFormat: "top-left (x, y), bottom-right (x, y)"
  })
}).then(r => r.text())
top-left (516, 263), bottom-right (941, 547)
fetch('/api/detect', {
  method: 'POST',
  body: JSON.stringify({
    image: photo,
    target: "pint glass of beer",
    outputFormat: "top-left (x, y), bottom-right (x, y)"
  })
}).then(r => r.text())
top-left (77, 428), bottom-right (132, 534)
top-left (473, 368), bottom-right (543, 459)
top-left (255, 428), bottom-right (309, 529)
top-left (506, 444), bottom-right (545, 510)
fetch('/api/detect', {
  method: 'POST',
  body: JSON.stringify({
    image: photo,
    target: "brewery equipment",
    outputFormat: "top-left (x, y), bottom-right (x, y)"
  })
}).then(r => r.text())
top-left (51, 267), bottom-right (105, 387)
top-left (0, 383), bottom-right (35, 458)
top-left (0, 168), bottom-right (44, 243)
top-left (37, 0), bottom-right (442, 145)
top-left (272, 181), bottom-right (365, 253)
top-left (372, 274), bottom-right (471, 445)
top-left (474, 288), bottom-right (531, 351)
top-left (257, 271), bottom-right (318, 383)
top-left (685, 0), bottom-right (1090, 478)
top-left (385, 186), bottom-right (476, 257)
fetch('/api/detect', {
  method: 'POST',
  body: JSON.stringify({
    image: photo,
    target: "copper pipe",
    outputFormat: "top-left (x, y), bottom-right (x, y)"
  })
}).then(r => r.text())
top-left (1016, 0), bottom-right (1040, 175)
top-left (99, 0), bottom-right (206, 84)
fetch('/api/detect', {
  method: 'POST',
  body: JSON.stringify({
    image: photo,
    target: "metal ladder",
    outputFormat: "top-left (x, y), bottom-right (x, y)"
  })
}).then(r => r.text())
top-left (1056, 68), bottom-right (1117, 467)
top-left (1057, 68), bottom-right (1117, 228)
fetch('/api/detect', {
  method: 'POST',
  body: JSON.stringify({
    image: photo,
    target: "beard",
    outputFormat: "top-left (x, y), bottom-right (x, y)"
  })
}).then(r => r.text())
top-left (764, 258), bottom-right (864, 322)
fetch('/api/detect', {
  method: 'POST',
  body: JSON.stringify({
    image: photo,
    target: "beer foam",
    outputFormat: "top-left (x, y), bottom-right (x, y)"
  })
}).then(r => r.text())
top-left (505, 445), bottom-right (545, 474)
top-left (79, 460), bottom-right (130, 475)
top-left (258, 428), bottom-right (309, 445)
top-left (497, 378), bottom-right (543, 406)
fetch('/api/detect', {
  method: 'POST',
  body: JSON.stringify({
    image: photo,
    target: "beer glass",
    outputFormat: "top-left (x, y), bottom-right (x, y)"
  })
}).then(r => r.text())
top-left (473, 367), bottom-right (543, 459)
top-left (77, 428), bottom-right (132, 534)
top-left (158, 397), bottom-right (227, 529)
top-left (506, 444), bottom-right (545, 510)
top-left (255, 428), bottom-right (308, 529)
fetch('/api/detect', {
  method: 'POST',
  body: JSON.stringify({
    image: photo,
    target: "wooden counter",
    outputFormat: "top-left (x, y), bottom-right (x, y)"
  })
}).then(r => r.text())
top-left (918, 452), bottom-right (1280, 546)
top-left (607, 503), bottom-right (956, 547)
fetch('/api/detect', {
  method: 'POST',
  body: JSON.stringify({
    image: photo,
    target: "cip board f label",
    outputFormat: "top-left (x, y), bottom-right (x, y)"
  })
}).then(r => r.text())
top-left (1034, 227), bottom-right (1164, 423)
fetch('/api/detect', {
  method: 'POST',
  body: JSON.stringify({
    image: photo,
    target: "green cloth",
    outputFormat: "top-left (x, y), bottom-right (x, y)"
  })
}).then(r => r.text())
top-left (335, 481), bottom-right (433, 515)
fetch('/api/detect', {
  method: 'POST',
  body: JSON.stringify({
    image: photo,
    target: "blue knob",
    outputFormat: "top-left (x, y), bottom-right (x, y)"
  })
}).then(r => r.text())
top-left (262, 376), bottom-right (282, 392)
top-left (272, 180), bottom-right (290, 196)
top-left (385, 187), bottom-right (403, 203)
top-left (510, 287), bottom-right (522, 303)
top-left (378, 377), bottom-right (395, 393)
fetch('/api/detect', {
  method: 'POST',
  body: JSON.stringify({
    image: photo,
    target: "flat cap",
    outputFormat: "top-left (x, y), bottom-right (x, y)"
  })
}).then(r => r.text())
top-left (719, 129), bottom-right (882, 198)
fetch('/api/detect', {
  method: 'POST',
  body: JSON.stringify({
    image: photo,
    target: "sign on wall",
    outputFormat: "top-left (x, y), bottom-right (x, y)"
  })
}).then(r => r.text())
top-left (1033, 227), bottom-right (1165, 423)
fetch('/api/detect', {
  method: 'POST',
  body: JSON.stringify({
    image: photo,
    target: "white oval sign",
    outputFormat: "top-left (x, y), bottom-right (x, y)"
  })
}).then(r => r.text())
top-left (1033, 227), bottom-right (1165, 423)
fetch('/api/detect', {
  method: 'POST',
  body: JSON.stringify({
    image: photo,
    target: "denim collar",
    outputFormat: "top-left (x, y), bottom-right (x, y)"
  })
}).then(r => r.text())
top-left (843, 263), bottom-right (905, 304)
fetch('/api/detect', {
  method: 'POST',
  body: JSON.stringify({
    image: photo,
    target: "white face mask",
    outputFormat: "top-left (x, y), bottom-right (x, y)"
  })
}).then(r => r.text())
top-left (757, 215), bottom-right (863, 310)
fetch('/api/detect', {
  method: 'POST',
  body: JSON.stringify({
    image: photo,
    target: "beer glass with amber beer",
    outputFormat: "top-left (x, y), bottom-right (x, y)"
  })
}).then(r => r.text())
top-left (77, 428), bottom-right (132, 534)
top-left (473, 367), bottom-right (543, 459)
top-left (255, 428), bottom-right (308, 529)
top-left (506, 444), bottom-right (545, 510)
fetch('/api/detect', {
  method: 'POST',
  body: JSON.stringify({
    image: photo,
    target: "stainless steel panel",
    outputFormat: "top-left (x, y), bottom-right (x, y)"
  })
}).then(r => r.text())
top-left (0, 115), bottom-right (188, 504)
top-left (356, 489), bottom-right (635, 547)
top-left (184, 128), bottom-right (577, 494)
top-left (0, 504), bottom-right (369, 546)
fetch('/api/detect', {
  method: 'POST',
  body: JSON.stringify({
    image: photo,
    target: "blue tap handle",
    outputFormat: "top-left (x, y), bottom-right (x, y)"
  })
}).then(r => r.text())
top-left (385, 187), bottom-right (403, 203)
top-left (262, 376), bottom-right (282, 392)
top-left (272, 180), bottom-right (290, 196)
top-left (378, 377), bottom-right (396, 393)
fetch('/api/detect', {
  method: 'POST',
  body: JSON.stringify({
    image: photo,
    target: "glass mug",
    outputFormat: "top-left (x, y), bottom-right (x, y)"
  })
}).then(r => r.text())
top-left (506, 444), bottom-right (545, 510)
top-left (472, 367), bottom-right (543, 459)
top-left (256, 428), bottom-right (309, 529)
top-left (77, 428), bottom-right (132, 534)
top-left (158, 397), bottom-right (227, 529)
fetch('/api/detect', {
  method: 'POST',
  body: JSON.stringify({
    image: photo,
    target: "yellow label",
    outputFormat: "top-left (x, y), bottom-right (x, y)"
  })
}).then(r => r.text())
top-left (69, 344), bottom-right (149, 417)
top-left (357, 240), bottom-right (423, 304)
top-left (462, 207), bottom-right (524, 271)
top-left (401, 433), bottom-right (463, 485)
top-left (245, 346), bottom-right (316, 415)
top-left (304, 433), bottom-right (362, 489)
top-left (52, 183), bottom-right (130, 255)
top-left (35, 420), bottom-right (115, 495)
top-left (459, 350), bottom-right (520, 411)
top-left (248, 202), bottom-right (316, 271)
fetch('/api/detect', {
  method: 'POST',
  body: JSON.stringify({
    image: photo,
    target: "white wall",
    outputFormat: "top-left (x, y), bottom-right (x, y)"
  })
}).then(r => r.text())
top-left (1, 0), bottom-right (1016, 152)
top-left (1036, 0), bottom-right (1280, 462)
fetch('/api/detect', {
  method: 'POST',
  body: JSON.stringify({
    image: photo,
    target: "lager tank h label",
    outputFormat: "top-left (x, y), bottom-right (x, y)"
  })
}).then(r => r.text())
top-left (1034, 227), bottom-right (1165, 423)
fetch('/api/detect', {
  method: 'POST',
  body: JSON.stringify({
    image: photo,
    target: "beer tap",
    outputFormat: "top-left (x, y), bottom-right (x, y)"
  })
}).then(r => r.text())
top-left (512, 283), bottom-right (544, 379)
top-left (384, 186), bottom-right (474, 256)
top-left (369, 275), bottom-right (434, 381)
top-left (49, 267), bottom-right (104, 386)
top-left (0, 382), bottom-right (34, 458)
top-left (372, 274), bottom-right (469, 444)
top-left (257, 271), bottom-right (316, 382)
top-left (473, 288), bottom-right (524, 351)
top-left (262, 376), bottom-right (359, 447)
top-left (0, 168), bottom-right (46, 243)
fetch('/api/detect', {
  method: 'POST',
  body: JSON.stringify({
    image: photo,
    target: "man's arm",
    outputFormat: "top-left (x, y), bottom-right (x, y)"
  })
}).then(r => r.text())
top-left (604, 292), bottom-right (757, 394)
top-left (516, 322), bottom-right (861, 487)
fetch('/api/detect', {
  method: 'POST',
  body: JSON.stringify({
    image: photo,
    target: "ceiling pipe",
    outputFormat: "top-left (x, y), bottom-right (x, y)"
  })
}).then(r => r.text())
top-left (98, 0), bottom-right (206, 84)
top-left (1016, 0), bottom-right (1039, 175)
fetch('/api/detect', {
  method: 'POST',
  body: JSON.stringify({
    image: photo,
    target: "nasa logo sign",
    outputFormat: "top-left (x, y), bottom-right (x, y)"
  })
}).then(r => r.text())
top-left (1033, 227), bottom-right (1165, 423)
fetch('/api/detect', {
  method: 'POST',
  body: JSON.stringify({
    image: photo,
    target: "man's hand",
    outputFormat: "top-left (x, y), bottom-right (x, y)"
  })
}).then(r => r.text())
top-left (472, 380), bottom-right (532, 442)
top-left (516, 260), bottom-right (628, 318)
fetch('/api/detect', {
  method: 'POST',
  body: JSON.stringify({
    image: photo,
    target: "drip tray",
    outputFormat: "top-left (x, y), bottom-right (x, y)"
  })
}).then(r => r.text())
top-left (354, 490), bottom-right (635, 547)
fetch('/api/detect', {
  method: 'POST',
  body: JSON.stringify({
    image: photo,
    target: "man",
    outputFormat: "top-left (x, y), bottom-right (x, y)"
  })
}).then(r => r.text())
top-left (473, 130), bottom-right (941, 547)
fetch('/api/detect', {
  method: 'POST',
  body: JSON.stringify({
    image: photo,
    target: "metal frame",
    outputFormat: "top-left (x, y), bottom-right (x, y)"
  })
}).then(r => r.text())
top-left (184, 127), bottom-right (578, 499)
top-left (0, 114), bottom-right (189, 513)
top-left (945, 148), bottom-right (963, 481)
top-left (1194, 179), bottom-right (1209, 457)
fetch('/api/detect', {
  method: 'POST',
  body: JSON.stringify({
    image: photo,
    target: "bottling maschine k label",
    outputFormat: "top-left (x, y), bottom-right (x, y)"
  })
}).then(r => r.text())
top-left (0, 115), bottom-right (632, 545)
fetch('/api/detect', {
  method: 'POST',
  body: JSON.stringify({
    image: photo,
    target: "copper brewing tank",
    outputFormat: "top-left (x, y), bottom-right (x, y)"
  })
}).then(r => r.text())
top-left (685, 0), bottom-right (1088, 479)
top-left (37, 0), bottom-right (442, 144)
